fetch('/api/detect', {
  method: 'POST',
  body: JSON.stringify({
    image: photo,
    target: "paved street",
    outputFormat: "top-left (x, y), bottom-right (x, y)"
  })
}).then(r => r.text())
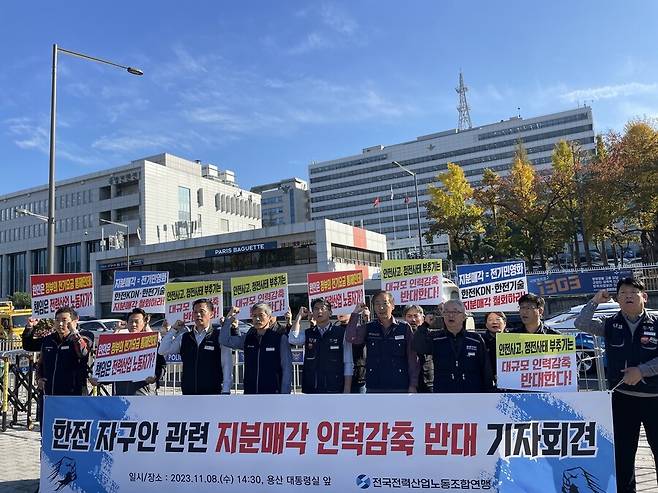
top-left (0, 424), bottom-right (655, 492)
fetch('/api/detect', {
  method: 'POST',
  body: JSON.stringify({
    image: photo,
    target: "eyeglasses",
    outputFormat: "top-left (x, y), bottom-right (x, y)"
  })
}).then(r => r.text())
top-left (519, 305), bottom-right (540, 311)
top-left (443, 310), bottom-right (465, 316)
top-left (373, 302), bottom-right (391, 308)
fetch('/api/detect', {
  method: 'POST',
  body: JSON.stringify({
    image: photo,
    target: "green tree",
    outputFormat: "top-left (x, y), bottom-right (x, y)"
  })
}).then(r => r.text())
top-left (9, 291), bottom-right (31, 309)
top-left (490, 142), bottom-right (566, 270)
top-left (473, 168), bottom-right (513, 261)
top-left (551, 140), bottom-right (591, 267)
top-left (425, 162), bottom-right (484, 264)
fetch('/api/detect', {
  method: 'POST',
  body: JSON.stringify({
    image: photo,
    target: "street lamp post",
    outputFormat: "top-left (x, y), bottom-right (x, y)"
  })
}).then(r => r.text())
top-left (392, 161), bottom-right (423, 258)
top-left (100, 219), bottom-right (130, 271)
top-left (47, 44), bottom-right (143, 274)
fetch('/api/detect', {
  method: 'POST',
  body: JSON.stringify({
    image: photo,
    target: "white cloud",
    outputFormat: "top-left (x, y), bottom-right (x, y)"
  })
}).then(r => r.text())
top-left (288, 32), bottom-right (332, 55)
top-left (561, 82), bottom-right (658, 102)
top-left (5, 117), bottom-right (48, 152)
top-left (91, 133), bottom-right (175, 152)
top-left (320, 4), bottom-right (358, 35)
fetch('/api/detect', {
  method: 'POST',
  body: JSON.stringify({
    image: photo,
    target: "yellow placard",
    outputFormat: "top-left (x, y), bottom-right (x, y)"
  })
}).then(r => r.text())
top-left (496, 333), bottom-right (576, 359)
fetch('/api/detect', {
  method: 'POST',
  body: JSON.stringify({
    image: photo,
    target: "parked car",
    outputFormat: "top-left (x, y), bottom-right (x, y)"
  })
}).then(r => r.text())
top-left (78, 318), bottom-right (125, 345)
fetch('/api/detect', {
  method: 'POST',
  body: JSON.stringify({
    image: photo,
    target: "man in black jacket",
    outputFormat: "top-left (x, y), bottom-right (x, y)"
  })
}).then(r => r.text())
top-left (159, 299), bottom-right (232, 395)
top-left (414, 300), bottom-right (493, 393)
top-left (511, 293), bottom-right (559, 335)
top-left (575, 278), bottom-right (658, 493)
top-left (220, 303), bottom-right (292, 394)
top-left (37, 306), bottom-right (89, 397)
top-left (289, 299), bottom-right (353, 394)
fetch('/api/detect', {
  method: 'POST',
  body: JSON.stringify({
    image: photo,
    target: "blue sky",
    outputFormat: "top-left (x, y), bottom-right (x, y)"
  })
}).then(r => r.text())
top-left (2, 1), bottom-right (658, 195)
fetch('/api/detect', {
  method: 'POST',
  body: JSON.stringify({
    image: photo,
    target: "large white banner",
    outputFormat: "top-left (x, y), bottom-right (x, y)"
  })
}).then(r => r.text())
top-left (41, 393), bottom-right (615, 492)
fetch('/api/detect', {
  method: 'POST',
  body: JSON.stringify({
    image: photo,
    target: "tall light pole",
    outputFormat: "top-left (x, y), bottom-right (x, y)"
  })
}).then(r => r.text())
top-left (100, 219), bottom-right (130, 271)
top-left (47, 44), bottom-right (143, 274)
top-left (392, 161), bottom-right (423, 258)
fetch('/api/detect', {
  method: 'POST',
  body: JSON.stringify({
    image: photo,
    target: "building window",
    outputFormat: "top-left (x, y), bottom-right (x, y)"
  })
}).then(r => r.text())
top-left (8, 252), bottom-right (27, 294)
top-left (178, 187), bottom-right (191, 223)
top-left (197, 188), bottom-right (204, 207)
top-left (59, 243), bottom-right (81, 273)
top-left (31, 249), bottom-right (47, 275)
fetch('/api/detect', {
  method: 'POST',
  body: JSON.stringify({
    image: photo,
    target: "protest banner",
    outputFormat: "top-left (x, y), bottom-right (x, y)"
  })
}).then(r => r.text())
top-left (92, 332), bottom-right (159, 383)
top-left (112, 271), bottom-right (169, 313)
top-left (307, 271), bottom-right (364, 315)
top-left (527, 269), bottom-right (633, 297)
top-left (30, 273), bottom-right (95, 319)
top-left (380, 259), bottom-right (443, 305)
top-left (457, 261), bottom-right (527, 312)
top-left (231, 273), bottom-right (289, 317)
top-left (41, 392), bottom-right (615, 493)
top-left (496, 333), bottom-right (578, 392)
top-left (164, 281), bottom-right (224, 325)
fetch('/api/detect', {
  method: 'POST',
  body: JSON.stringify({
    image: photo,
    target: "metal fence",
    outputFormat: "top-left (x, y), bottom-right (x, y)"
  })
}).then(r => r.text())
top-left (1, 338), bottom-right (610, 433)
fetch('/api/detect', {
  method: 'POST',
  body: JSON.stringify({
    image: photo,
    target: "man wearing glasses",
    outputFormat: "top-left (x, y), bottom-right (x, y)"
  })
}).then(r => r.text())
top-left (511, 293), bottom-right (560, 335)
top-left (289, 298), bottom-right (354, 393)
top-left (346, 290), bottom-right (420, 393)
top-left (414, 299), bottom-right (493, 393)
top-left (575, 278), bottom-right (658, 493)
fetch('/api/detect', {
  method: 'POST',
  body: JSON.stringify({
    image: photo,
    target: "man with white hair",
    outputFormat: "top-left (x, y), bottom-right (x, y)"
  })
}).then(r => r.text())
top-left (413, 299), bottom-right (493, 393)
top-left (221, 302), bottom-right (292, 394)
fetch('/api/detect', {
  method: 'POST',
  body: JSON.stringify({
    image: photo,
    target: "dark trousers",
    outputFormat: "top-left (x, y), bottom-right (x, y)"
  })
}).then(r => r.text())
top-left (612, 392), bottom-right (658, 493)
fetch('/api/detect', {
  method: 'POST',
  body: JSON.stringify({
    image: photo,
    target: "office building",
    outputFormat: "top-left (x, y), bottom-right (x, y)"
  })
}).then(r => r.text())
top-left (0, 153), bottom-right (261, 296)
top-left (251, 178), bottom-right (310, 227)
top-left (309, 106), bottom-right (595, 259)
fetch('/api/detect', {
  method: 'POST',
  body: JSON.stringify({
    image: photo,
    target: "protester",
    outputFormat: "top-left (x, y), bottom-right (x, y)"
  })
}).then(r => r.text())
top-left (414, 299), bottom-right (493, 393)
top-left (90, 308), bottom-right (166, 396)
top-left (481, 311), bottom-right (507, 382)
top-left (37, 306), bottom-right (89, 397)
top-left (288, 299), bottom-right (353, 394)
top-left (337, 312), bottom-right (367, 394)
top-left (346, 291), bottom-right (420, 393)
top-left (158, 299), bottom-right (232, 395)
top-left (220, 303), bottom-right (292, 394)
top-left (511, 293), bottom-right (559, 335)
top-left (575, 278), bottom-right (658, 493)
top-left (22, 317), bottom-right (54, 351)
top-left (402, 304), bottom-right (434, 393)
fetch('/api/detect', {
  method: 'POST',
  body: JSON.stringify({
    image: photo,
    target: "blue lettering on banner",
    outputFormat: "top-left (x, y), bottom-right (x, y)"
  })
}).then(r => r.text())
top-left (205, 241), bottom-right (277, 258)
top-left (527, 270), bottom-right (632, 297)
top-left (457, 262), bottom-right (526, 288)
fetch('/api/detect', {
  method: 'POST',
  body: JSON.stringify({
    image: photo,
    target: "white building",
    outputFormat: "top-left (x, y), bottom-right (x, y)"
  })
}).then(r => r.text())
top-left (0, 153), bottom-right (261, 296)
top-left (91, 219), bottom-right (386, 316)
top-left (251, 177), bottom-right (310, 227)
top-left (309, 107), bottom-right (596, 259)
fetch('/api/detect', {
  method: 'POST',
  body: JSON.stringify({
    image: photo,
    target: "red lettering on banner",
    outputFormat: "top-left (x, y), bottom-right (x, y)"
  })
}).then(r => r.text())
top-left (215, 422), bottom-right (309, 455)
top-left (424, 423), bottom-right (477, 456)
top-left (520, 370), bottom-right (572, 388)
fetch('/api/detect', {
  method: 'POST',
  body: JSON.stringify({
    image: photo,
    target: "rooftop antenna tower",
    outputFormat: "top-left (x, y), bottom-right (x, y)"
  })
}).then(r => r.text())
top-left (456, 71), bottom-right (472, 131)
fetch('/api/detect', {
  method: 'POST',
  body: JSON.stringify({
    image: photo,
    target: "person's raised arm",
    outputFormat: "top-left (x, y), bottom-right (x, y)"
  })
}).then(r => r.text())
top-left (219, 306), bottom-right (247, 350)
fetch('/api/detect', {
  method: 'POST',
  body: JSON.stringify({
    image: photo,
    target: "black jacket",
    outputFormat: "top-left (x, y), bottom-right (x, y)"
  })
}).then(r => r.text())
top-left (243, 328), bottom-right (284, 394)
top-left (604, 311), bottom-right (658, 394)
top-left (179, 328), bottom-right (224, 395)
top-left (416, 327), bottom-right (494, 393)
top-left (38, 331), bottom-right (89, 396)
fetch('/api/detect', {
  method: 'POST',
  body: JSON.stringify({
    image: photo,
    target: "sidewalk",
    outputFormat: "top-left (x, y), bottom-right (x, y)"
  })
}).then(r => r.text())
top-left (0, 425), bottom-right (655, 492)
